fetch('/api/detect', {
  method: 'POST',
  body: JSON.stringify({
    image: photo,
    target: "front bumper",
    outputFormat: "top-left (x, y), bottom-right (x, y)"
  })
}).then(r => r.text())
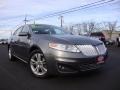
top-left (56, 56), bottom-right (106, 74)
top-left (45, 49), bottom-right (108, 74)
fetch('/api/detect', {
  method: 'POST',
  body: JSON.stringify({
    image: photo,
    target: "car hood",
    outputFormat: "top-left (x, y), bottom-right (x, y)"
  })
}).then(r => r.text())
top-left (35, 35), bottom-right (102, 46)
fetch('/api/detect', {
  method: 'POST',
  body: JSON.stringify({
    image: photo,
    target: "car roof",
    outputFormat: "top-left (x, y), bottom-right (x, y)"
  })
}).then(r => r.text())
top-left (27, 24), bottom-right (54, 27)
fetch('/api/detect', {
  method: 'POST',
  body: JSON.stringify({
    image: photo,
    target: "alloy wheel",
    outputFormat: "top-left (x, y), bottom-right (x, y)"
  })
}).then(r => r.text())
top-left (30, 53), bottom-right (47, 76)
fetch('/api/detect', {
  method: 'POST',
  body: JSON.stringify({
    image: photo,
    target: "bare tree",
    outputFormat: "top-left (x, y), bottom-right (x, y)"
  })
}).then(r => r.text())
top-left (65, 21), bottom-right (117, 36)
top-left (103, 21), bottom-right (117, 39)
top-left (67, 23), bottom-right (79, 35)
top-left (94, 23), bottom-right (102, 31)
top-left (88, 22), bottom-right (96, 35)
top-left (81, 22), bottom-right (97, 35)
top-left (74, 24), bottom-right (82, 35)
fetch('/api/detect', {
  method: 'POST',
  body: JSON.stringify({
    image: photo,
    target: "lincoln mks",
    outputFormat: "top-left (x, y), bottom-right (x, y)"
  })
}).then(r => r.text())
top-left (8, 24), bottom-right (108, 78)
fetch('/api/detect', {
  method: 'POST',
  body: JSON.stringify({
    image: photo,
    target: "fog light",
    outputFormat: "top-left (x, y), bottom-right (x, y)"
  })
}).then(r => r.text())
top-left (58, 65), bottom-right (65, 70)
top-left (57, 64), bottom-right (77, 73)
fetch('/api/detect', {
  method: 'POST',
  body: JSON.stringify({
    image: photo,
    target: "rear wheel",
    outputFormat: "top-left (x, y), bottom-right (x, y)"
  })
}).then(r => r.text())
top-left (8, 47), bottom-right (16, 61)
top-left (29, 50), bottom-right (48, 78)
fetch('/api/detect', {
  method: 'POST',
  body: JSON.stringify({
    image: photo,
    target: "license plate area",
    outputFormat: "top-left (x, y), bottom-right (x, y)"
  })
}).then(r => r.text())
top-left (97, 56), bottom-right (105, 64)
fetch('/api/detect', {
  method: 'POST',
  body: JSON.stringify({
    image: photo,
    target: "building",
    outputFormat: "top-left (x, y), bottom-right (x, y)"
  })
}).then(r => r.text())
top-left (102, 30), bottom-right (120, 41)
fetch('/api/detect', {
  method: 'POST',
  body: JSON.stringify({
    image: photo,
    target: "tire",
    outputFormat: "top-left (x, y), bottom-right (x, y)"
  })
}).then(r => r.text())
top-left (29, 50), bottom-right (49, 78)
top-left (8, 47), bottom-right (16, 61)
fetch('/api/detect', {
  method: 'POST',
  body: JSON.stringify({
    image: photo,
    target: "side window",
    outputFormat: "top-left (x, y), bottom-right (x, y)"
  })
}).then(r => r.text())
top-left (13, 26), bottom-right (23, 36)
top-left (21, 26), bottom-right (30, 33)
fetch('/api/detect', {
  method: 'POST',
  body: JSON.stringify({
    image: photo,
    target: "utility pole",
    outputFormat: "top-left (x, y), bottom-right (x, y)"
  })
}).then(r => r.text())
top-left (59, 16), bottom-right (64, 27)
top-left (34, 20), bottom-right (36, 25)
top-left (24, 15), bottom-right (29, 25)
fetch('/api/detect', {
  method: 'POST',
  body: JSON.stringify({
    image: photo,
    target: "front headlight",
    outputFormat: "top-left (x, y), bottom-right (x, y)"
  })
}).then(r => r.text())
top-left (49, 43), bottom-right (80, 52)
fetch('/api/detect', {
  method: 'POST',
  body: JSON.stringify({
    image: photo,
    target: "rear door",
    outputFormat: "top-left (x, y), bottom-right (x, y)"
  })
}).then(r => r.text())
top-left (11, 26), bottom-right (23, 56)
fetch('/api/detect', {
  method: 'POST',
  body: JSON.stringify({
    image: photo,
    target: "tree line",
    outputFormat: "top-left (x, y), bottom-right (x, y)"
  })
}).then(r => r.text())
top-left (64, 21), bottom-right (119, 39)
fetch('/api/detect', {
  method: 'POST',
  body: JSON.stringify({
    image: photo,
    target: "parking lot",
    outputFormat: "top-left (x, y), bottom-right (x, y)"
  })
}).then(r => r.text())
top-left (0, 45), bottom-right (120, 90)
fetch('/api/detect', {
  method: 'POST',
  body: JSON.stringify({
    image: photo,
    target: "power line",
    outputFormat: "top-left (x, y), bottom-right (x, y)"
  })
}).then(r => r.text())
top-left (0, 0), bottom-right (116, 29)
top-left (31, 0), bottom-right (106, 20)
top-left (29, 0), bottom-right (115, 21)
top-left (57, 0), bottom-right (114, 15)
top-left (0, 0), bottom-right (115, 23)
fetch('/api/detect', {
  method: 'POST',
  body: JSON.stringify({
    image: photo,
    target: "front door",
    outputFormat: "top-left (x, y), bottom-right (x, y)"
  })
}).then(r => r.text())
top-left (17, 25), bottom-right (31, 61)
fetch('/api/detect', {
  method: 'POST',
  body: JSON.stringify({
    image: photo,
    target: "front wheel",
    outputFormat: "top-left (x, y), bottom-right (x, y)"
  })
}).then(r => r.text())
top-left (29, 50), bottom-right (48, 78)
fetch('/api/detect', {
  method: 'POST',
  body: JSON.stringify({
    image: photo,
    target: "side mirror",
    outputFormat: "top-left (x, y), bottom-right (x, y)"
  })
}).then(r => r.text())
top-left (18, 32), bottom-right (29, 36)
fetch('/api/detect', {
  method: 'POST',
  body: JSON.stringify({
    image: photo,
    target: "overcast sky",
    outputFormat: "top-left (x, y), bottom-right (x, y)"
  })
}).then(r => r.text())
top-left (0, 0), bottom-right (120, 38)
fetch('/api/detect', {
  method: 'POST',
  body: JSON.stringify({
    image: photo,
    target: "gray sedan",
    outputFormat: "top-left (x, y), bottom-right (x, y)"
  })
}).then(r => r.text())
top-left (8, 24), bottom-right (108, 78)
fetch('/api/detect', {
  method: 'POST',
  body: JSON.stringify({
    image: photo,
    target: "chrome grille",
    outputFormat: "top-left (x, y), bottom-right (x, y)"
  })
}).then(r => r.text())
top-left (77, 45), bottom-right (98, 56)
top-left (96, 44), bottom-right (107, 55)
top-left (76, 44), bottom-right (107, 56)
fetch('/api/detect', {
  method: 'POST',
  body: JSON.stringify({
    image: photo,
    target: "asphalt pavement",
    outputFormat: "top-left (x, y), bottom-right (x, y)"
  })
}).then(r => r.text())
top-left (0, 45), bottom-right (120, 90)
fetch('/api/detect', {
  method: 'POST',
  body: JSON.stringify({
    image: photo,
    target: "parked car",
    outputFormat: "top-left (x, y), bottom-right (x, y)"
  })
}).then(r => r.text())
top-left (8, 24), bottom-right (108, 78)
top-left (0, 39), bottom-right (8, 45)
top-left (0, 41), bottom-right (2, 44)
top-left (106, 39), bottom-right (115, 45)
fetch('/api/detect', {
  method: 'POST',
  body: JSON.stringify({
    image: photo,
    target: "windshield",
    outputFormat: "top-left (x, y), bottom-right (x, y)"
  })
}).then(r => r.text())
top-left (31, 25), bottom-right (69, 35)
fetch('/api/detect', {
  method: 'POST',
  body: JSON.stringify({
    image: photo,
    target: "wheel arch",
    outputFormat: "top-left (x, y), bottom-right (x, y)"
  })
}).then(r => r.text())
top-left (29, 45), bottom-right (43, 54)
